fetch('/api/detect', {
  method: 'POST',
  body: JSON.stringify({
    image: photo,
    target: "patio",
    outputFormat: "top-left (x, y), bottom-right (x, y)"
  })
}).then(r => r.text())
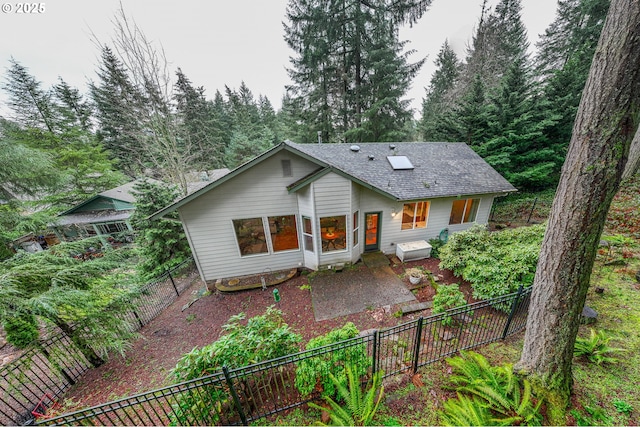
top-left (309, 252), bottom-right (418, 321)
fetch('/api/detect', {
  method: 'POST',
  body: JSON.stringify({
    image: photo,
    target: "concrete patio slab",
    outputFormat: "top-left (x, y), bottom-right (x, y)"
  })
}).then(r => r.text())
top-left (310, 254), bottom-right (417, 321)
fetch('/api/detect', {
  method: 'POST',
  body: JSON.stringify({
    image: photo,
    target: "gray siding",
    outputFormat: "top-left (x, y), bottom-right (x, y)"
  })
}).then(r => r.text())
top-left (297, 186), bottom-right (318, 270)
top-left (314, 173), bottom-right (353, 267)
top-left (178, 152), bottom-right (318, 281)
top-left (359, 189), bottom-right (497, 255)
top-left (350, 184), bottom-right (362, 263)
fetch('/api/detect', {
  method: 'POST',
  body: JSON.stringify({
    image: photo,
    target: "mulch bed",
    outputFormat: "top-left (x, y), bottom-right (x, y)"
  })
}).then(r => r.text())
top-left (59, 255), bottom-right (472, 411)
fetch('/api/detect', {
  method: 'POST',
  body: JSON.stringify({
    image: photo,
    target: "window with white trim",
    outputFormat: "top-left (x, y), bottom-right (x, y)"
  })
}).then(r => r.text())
top-left (353, 211), bottom-right (359, 247)
top-left (233, 218), bottom-right (268, 256)
top-left (401, 201), bottom-right (430, 230)
top-left (302, 216), bottom-right (314, 253)
top-left (449, 198), bottom-right (480, 224)
top-left (268, 215), bottom-right (299, 252)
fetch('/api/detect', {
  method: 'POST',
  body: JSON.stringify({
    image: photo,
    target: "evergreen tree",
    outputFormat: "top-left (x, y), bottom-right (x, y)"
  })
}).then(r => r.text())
top-left (2, 58), bottom-right (58, 132)
top-left (90, 45), bottom-right (147, 177)
top-left (534, 0), bottom-right (610, 155)
top-left (451, 74), bottom-right (492, 145)
top-left (284, 0), bottom-right (431, 143)
top-left (174, 68), bottom-right (225, 169)
top-left (419, 40), bottom-right (461, 141)
top-left (0, 119), bottom-right (61, 202)
top-left (479, 56), bottom-right (560, 189)
top-left (2, 60), bottom-right (125, 207)
top-left (0, 239), bottom-right (138, 364)
top-left (131, 180), bottom-right (191, 278)
top-left (52, 78), bottom-right (93, 132)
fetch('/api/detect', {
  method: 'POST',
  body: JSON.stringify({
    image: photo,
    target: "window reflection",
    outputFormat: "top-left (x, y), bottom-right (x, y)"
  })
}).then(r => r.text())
top-left (233, 218), bottom-right (268, 256)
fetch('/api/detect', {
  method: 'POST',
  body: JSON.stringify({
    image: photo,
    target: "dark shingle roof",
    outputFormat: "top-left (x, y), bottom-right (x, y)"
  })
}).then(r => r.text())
top-left (285, 141), bottom-right (517, 200)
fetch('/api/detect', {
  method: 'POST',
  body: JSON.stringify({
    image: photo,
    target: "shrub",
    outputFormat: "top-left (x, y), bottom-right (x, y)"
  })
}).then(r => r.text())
top-left (439, 224), bottom-right (545, 301)
top-left (573, 328), bottom-right (626, 365)
top-left (169, 306), bottom-right (301, 425)
top-left (432, 284), bottom-right (467, 326)
top-left (172, 306), bottom-right (301, 381)
top-left (613, 399), bottom-right (633, 415)
top-left (295, 322), bottom-right (370, 399)
top-left (428, 238), bottom-right (445, 258)
top-left (440, 351), bottom-right (543, 426)
top-left (3, 313), bottom-right (39, 348)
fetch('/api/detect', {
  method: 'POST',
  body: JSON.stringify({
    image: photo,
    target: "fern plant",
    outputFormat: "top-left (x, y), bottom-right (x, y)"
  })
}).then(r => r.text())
top-left (574, 329), bottom-right (626, 365)
top-left (440, 393), bottom-right (492, 426)
top-left (295, 322), bottom-right (369, 399)
top-left (441, 351), bottom-right (543, 426)
top-left (308, 362), bottom-right (384, 426)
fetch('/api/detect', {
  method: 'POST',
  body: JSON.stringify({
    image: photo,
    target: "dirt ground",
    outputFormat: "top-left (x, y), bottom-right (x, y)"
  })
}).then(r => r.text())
top-left (61, 255), bottom-right (472, 410)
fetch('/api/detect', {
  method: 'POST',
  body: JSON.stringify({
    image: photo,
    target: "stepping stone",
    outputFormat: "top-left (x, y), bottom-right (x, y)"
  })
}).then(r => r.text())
top-left (581, 305), bottom-right (598, 324)
top-left (440, 331), bottom-right (455, 341)
top-left (454, 313), bottom-right (474, 324)
top-left (401, 301), bottom-right (433, 315)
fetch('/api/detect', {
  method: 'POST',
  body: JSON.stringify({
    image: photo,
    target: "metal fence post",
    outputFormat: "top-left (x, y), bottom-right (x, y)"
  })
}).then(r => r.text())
top-left (526, 197), bottom-right (538, 223)
top-left (132, 311), bottom-right (144, 329)
top-left (411, 318), bottom-right (424, 374)
top-left (502, 285), bottom-right (524, 339)
top-left (222, 366), bottom-right (247, 426)
top-left (167, 270), bottom-right (179, 296)
top-left (371, 330), bottom-right (378, 375)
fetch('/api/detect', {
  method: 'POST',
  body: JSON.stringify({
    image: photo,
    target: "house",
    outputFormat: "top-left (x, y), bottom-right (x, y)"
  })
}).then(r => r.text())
top-left (51, 180), bottom-right (142, 244)
top-left (150, 141), bottom-right (517, 282)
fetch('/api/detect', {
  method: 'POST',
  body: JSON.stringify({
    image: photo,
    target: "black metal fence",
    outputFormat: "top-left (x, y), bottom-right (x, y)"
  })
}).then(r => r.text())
top-left (36, 286), bottom-right (532, 426)
top-left (490, 192), bottom-right (554, 224)
top-left (0, 258), bottom-right (196, 426)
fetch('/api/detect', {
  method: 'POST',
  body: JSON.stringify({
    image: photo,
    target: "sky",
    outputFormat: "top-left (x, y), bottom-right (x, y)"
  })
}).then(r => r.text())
top-left (0, 0), bottom-right (559, 119)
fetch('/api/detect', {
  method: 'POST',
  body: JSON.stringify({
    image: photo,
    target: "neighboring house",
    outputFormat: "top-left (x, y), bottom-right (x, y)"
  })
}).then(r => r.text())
top-left (150, 141), bottom-right (517, 282)
top-left (51, 171), bottom-right (231, 247)
top-left (52, 181), bottom-right (141, 244)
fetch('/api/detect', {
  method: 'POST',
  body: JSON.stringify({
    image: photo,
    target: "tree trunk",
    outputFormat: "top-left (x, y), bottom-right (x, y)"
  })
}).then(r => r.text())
top-left (515, 0), bottom-right (640, 422)
top-left (622, 126), bottom-right (640, 179)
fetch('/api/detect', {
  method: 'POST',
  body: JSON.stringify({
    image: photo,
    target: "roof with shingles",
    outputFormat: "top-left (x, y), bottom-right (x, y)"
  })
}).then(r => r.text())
top-left (149, 141), bottom-right (517, 220)
top-left (284, 141), bottom-right (517, 200)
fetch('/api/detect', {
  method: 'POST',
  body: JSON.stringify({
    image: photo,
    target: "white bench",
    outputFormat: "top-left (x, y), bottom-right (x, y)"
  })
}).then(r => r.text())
top-left (396, 240), bottom-right (432, 262)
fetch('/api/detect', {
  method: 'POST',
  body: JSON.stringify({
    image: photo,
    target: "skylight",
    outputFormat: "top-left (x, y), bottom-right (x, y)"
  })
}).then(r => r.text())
top-left (387, 155), bottom-right (414, 170)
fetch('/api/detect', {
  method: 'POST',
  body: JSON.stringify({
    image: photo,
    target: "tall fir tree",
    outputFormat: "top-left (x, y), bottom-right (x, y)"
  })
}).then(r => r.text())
top-left (284, 0), bottom-right (431, 143)
top-left (534, 0), bottom-right (610, 155)
top-left (419, 39), bottom-right (461, 141)
top-left (2, 59), bottom-right (124, 207)
top-left (173, 68), bottom-right (226, 170)
top-left (90, 45), bottom-right (147, 177)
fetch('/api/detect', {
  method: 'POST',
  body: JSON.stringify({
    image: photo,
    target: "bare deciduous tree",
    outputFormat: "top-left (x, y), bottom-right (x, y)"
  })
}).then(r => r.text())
top-left (108, 6), bottom-right (192, 193)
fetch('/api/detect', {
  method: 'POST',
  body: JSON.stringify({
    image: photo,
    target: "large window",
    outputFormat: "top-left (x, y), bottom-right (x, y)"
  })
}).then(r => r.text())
top-left (269, 215), bottom-right (299, 252)
top-left (233, 218), bottom-right (268, 256)
top-left (320, 216), bottom-right (347, 252)
top-left (401, 201), bottom-right (430, 230)
top-left (449, 198), bottom-right (480, 225)
top-left (302, 216), bottom-right (314, 253)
